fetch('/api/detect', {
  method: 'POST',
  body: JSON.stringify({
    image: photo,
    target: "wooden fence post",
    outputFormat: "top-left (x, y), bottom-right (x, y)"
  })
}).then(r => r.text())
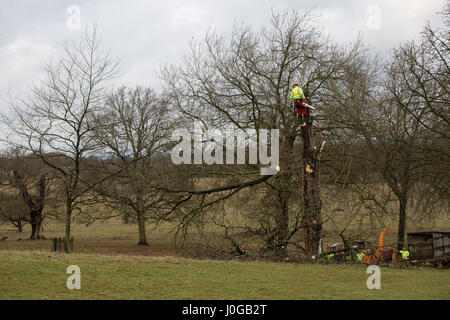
top-left (51, 237), bottom-right (75, 253)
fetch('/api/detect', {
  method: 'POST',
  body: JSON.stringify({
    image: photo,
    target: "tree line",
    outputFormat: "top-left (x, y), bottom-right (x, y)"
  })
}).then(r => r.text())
top-left (0, 6), bottom-right (448, 257)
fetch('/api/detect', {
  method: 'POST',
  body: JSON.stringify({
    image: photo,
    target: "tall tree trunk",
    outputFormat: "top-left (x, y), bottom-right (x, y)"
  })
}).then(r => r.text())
top-left (300, 108), bottom-right (325, 256)
top-left (397, 194), bottom-right (407, 251)
top-left (30, 210), bottom-right (45, 239)
top-left (30, 219), bottom-right (37, 239)
top-left (275, 190), bottom-right (289, 257)
top-left (396, 170), bottom-right (410, 251)
top-left (65, 201), bottom-right (72, 253)
top-left (17, 221), bottom-right (23, 232)
top-left (273, 135), bottom-right (296, 257)
top-left (30, 211), bottom-right (38, 239)
top-left (38, 219), bottom-right (44, 238)
top-left (136, 194), bottom-right (149, 246)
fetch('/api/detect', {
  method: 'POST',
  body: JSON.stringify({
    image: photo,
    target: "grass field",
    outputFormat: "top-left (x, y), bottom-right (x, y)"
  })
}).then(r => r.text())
top-left (1, 250), bottom-right (449, 300)
top-left (0, 219), bottom-right (181, 257)
top-left (1, 219), bottom-right (449, 300)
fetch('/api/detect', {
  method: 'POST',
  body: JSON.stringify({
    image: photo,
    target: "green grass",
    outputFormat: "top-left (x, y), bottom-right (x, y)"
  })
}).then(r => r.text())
top-left (1, 218), bottom-right (449, 300)
top-left (1, 251), bottom-right (449, 300)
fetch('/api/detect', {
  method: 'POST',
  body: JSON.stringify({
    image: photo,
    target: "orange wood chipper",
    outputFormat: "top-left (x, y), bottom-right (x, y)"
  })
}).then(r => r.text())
top-left (363, 227), bottom-right (399, 264)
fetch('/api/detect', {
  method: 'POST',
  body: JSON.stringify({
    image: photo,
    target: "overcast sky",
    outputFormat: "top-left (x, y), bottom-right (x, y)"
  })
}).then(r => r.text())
top-left (0, 0), bottom-right (447, 105)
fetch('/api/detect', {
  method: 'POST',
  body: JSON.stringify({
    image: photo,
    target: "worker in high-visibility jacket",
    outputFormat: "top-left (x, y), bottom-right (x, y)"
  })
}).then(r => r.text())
top-left (399, 246), bottom-right (410, 260)
top-left (356, 251), bottom-right (365, 262)
top-left (289, 82), bottom-right (308, 125)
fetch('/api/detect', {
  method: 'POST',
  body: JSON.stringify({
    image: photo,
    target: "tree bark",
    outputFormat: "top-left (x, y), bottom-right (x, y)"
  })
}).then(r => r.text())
top-left (12, 171), bottom-right (46, 240)
top-left (397, 194), bottom-right (407, 251)
top-left (272, 134), bottom-right (296, 257)
top-left (300, 108), bottom-right (324, 256)
top-left (65, 200), bottom-right (72, 253)
top-left (30, 210), bottom-right (45, 239)
top-left (136, 193), bottom-right (149, 246)
top-left (395, 168), bottom-right (410, 251)
top-left (274, 191), bottom-right (289, 257)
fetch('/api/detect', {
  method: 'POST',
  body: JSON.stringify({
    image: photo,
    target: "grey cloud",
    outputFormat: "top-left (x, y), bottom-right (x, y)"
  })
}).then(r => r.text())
top-left (0, 0), bottom-right (447, 100)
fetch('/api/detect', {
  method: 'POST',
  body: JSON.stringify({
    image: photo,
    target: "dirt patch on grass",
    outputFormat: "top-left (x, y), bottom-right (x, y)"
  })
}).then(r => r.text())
top-left (0, 235), bottom-right (183, 257)
top-left (0, 221), bottom-right (187, 257)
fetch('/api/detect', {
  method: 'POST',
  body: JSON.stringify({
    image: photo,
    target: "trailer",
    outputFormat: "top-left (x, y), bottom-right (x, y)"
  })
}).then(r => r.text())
top-left (407, 231), bottom-right (450, 260)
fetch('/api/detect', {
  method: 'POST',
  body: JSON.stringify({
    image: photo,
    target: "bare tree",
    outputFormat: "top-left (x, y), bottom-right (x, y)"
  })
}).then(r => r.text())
top-left (386, 4), bottom-right (450, 207)
top-left (2, 28), bottom-right (118, 251)
top-left (0, 192), bottom-right (28, 232)
top-left (92, 86), bottom-right (176, 246)
top-left (377, 5), bottom-right (449, 247)
top-left (320, 17), bottom-right (449, 250)
top-left (391, 4), bottom-right (449, 152)
top-left (162, 10), bottom-right (364, 257)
